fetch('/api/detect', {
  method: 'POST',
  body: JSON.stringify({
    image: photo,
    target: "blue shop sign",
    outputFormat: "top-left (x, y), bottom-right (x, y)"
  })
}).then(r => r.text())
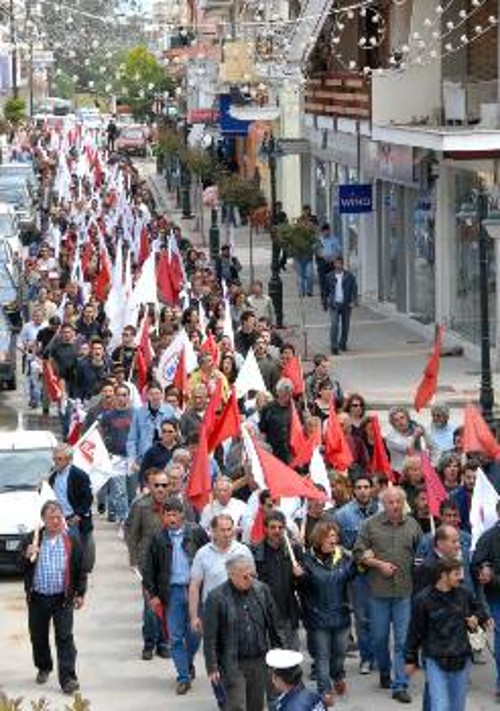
top-left (219, 95), bottom-right (251, 136)
top-left (339, 184), bottom-right (373, 214)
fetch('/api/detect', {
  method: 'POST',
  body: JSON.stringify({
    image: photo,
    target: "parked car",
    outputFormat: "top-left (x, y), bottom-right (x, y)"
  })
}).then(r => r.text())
top-left (0, 429), bottom-right (57, 572)
top-left (0, 202), bottom-right (21, 259)
top-left (115, 125), bottom-right (148, 157)
top-left (0, 163), bottom-right (40, 199)
top-left (0, 182), bottom-right (38, 243)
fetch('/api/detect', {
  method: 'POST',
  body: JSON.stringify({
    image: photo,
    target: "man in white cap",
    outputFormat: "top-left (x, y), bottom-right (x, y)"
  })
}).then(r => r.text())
top-left (266, 649), bottom-right (326, 711)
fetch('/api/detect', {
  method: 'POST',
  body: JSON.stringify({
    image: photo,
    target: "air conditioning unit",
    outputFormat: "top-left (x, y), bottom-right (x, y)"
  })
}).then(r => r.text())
top-left (480, 103), bottom-right (500, 128)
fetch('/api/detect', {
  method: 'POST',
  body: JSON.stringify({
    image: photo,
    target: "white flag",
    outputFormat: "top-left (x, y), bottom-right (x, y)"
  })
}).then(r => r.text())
top-left (310, 446), bottom-right (332, 499)
top-left (72, 423), bottom-right (113, 493)
top-left (241, 425), bottom-right (265, 489)
top-left (470, 467), bottom-right (500, 550)
top-left (156, 330), bottom-right (197, 389)
top-left (235, 348), bottom-right (266, 398)
top-left (223, 298), bottom-right (234, 346)
top-left (132, 252), bottom-right (157, 306)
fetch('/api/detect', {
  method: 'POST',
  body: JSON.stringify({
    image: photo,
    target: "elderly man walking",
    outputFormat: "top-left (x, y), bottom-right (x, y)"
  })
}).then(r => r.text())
top-left (203, 555), bottom-right (283, 711)
top-left (353, 486), bottom-right (422, 704)
top-left (22, 500), bottom-right (87, 695)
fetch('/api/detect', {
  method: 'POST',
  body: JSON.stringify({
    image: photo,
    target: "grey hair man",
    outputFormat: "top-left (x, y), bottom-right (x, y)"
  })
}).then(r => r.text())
top-left (353, 486), bottom-right (422, 704)
top-left (203, 554), bottom-right (283, 711)
top-left (259, 378), bottom-right (295, 463)
top-left (48, 444), bottom-right (94, 573)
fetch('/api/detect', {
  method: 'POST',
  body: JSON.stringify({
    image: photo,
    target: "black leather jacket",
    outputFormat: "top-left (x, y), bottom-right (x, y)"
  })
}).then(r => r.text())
top-left (141, 523), bottom-right (208, 605)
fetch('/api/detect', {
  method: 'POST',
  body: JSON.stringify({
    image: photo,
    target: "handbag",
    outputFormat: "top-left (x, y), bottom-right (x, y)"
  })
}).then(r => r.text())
top-left (468, 627), bottom-right (487, 652)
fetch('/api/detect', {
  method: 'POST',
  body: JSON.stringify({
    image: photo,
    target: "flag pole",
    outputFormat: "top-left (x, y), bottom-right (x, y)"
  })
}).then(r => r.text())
top-left (283, 529), bottom-right (298, 567)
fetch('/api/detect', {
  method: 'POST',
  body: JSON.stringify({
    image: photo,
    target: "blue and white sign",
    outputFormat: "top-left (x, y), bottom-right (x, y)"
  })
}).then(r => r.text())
top-left (339, 184), bottom-right (373, 214)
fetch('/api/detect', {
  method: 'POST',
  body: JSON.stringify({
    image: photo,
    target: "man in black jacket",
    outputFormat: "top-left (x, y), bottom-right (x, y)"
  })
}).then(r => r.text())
top-left (21, 500), bottom-right (87, 694)
top-left (405, 558), bottom-right (489, 711)
top-left (259, 378), bottom-right (293, 463)
top-left (203, 554), bottom-right (283, 711)
top-left (326, 256), bottom-right (358, 354)
top-left (471, 501), bottom-right (500, 700)
top-left (252, 510), bottom-right (304, 650)
top-left (142, 497), bottom-right (208, 695)
top-left (49, 444), bottom-right (94, 573)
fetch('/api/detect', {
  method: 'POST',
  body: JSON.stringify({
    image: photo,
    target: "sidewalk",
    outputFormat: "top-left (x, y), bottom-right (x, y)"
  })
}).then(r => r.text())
top-left (146, 165), bottom-right (498, 420)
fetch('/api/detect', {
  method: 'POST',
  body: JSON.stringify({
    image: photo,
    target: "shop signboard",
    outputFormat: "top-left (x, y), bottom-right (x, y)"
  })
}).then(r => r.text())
top-left (338, 184), bottom-right (373, 214)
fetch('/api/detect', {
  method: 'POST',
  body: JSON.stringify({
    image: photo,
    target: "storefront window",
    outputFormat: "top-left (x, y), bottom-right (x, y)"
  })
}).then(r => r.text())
top-left (378, 182), bottom-right (406, 310)
top-left (409, 190), bottom-right (435, 323)
top-left (314, 160), bottom-right (328, 224)
top-left (452, 172), bottom-right (496, 344)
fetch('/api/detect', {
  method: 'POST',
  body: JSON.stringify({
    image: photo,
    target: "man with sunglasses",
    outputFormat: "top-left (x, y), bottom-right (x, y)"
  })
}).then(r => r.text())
top-left (125, 468), bottom-right (171, 660)
top-left (142, 498), bottom-right (208, 695)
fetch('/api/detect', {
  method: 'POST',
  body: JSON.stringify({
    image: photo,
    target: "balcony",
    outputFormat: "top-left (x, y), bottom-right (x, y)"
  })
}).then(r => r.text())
top-left (304, 71), bottom-right (371, 120)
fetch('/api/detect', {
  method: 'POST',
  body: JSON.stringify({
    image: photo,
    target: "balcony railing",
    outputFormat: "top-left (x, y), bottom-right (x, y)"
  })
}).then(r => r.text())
top-left (304, 71), bottom-right (371, 120)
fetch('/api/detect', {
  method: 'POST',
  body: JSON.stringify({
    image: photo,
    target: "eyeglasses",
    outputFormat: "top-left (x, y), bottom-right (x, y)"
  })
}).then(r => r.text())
top-left (350, 403), bottom-right (363, 408)
top-left (152, 483), bottom-right (168, 489)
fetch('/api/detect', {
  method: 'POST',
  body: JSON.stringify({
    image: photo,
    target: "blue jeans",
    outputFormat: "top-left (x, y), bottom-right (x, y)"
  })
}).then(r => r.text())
top-left (294, 258), bottom-right (313, 297)
top-left (308, 626), bottom-right (350, 694)
top-left (142, 590), bottom-right (167, 651)
top-left (425, 657), bottom-right (470, 711)
top-left (351, 576), bottom-right (374, 666)
top-left (329, 304), bottom-right (351, 351)
top-left (488, 600), bottom-right (500, 689)
top-left (370, 596), bottom-right (410, 691)
top-left (108, 475), bottom-right (128, 522)
top-left (167, 584), bottom-right (200, 683)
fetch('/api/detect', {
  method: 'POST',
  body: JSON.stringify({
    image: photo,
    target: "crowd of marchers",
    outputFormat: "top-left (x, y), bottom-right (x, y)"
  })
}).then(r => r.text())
top-left (8, 119), bottom-right (500, 711)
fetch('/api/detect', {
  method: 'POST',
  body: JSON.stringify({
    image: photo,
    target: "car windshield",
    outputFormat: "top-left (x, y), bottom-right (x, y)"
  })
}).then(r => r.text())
top-left (0, 186), bottom-right (29, 207)
top-left (0, 166), bottom-right (34, 179)
top-left (122, 128), bottom-right (143, 139)
top-left (0, 214), bottom-right (13, 233)
top-left (0, 449), bottom-right (53, 491)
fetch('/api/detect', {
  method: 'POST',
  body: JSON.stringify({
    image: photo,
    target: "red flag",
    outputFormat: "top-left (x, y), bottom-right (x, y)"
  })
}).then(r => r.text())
top-left (207, 389), bottom-right (240, 452)
top-left (94, 245), bottom-right (112, 302)
top-left (324, 399), bottom-right (353, 470)
top-left (200, 332), bottom-right (220, 365)
top-left (202, 377), bottom-right (224, 438)
top-left (250, 505), bottom-right (266, 545)
top-left (151, 599), bottom-right (168, 639)
top-left (137, 226), bottom-right (150, 268)
top-left (157, 251), bottom-right (176, 305)
top-left (289, 401), bottom-right (307, 458)
top-left (42, 360), bottom-right (62, 402)
top-left (463, 404), bottom-right (500, 459)
top-left (369, 414), bottom-right (394, 479)
top-left (186, 424), bottom-right (212, 511)
top-left (414, 326), bottom-right (444, 412)
top-left (136, 347), bottom-right (149, 392)
top-left (291, 425), bottom-right (322, 468)
top-left (253, 437), bottom-right (326, 501)
top-left (420, 451), bottom-right (447, 518)
top-left (67, 402), bottom-right (85, 445)
top-left (169, 249), bottom-right (184, 303)
top-left (281, 356), bottom-right (305, 396)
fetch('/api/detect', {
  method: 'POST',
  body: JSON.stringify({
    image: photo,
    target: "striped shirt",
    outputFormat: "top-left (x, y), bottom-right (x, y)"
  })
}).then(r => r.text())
top-left (33, 534), bottom-right (67, 595)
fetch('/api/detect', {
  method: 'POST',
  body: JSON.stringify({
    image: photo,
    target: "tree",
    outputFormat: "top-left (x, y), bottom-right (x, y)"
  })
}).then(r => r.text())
top-left (53, 70), bottom-right (76, 100)
top-left (117, 46), bottom-right (175, 120)
top-left (3, 98), bottom-right (26, 126)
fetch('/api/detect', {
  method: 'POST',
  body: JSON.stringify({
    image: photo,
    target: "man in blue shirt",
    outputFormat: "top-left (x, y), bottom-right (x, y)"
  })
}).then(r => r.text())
top-left (315, 224), bottom-right (342, 310)
top-left (142, 497), bottom-right (208, 695)
top-left (22, 500), bottom-right (87, 694)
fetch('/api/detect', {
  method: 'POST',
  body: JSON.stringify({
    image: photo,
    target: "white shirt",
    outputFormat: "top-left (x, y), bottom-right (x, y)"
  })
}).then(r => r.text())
top-left (200, 497), bottom-right (248, 532)
top-left (190, 540), bottom-right (254, 602)
top-left (334, 272), bottom-right (344, 304)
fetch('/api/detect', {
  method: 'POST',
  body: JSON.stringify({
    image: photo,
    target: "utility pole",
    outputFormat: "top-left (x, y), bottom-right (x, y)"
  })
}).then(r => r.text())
top-left (477, 186), bottom-right (495, 425)
top-left (9, 0), bottom-right (18, 98)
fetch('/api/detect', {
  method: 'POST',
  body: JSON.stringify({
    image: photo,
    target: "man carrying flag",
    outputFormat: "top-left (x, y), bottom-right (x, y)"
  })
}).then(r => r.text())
top-left (142, 497), bottom-right (208, 695)
top-left (48, 444), bottom-right (94, 574)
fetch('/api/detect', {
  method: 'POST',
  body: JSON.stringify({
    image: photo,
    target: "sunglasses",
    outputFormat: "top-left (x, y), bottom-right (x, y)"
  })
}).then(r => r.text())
top-left (152, 483), bottom-right (168, 489)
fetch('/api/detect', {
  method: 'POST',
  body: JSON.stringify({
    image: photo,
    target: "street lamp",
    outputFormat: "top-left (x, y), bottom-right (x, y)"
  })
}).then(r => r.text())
top-left (457, 186), bottom-right (496, 426)
top-left (259, 132), bottom-right (284, 328)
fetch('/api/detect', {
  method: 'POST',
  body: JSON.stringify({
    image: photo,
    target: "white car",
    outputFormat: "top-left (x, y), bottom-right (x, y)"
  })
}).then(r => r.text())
top-left (0, 429), bottom-right (57, 572)
top-left (0, 202), bottom-right (21, 260)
